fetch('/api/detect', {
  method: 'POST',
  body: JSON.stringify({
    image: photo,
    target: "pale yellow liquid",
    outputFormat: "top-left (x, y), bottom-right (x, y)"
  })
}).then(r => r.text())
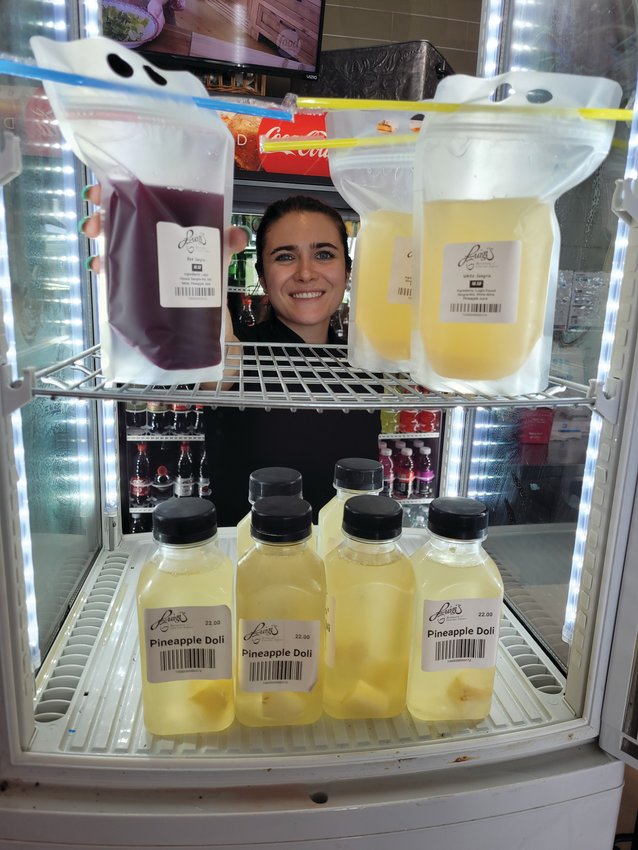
top-left (317, 489), bottom-right (381, 560)
top-left (406, 544), bottom-right (504, 723)
top-left (353, 210), bottom-right (413, 362)
top-left (235, 540), bottom-right (326, 727)
top-left (419, 198), bottom-right (554, 379)
top-left (323, 540), bottom-right (415, 719)
top-left (136, 542), bottom-right (235, 735)
top-left (236, 510), bottom-right (315, 563)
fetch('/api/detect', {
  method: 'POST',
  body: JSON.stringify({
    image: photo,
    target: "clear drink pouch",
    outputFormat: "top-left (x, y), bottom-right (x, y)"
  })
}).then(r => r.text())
top-left (326, 109), bottom-right (422, 373)
top-left (30, 36), bottom-right (235, 385)
top-left (412, 71), bottom-right (622, 394)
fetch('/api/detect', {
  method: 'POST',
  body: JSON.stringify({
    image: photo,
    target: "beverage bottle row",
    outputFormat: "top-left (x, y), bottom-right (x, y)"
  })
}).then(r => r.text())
top-left (379, 439), bottom-right (437, 500)
top-left (380, 407), bottom-right (441, 434)
top-left (125, 398), bottom-right (205, 435)
top-left (135, 492), bottom-right (504, 735)
top-left (129, 441), bottom-right (210, 516)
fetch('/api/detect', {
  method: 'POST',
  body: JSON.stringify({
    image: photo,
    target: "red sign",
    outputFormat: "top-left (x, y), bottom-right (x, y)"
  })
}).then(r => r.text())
top-left (224, 111), bottom-right (329, 178)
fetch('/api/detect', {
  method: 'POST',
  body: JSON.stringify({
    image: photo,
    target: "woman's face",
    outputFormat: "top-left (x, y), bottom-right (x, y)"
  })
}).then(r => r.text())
top-left (259, 210), bottom-right (349, 342)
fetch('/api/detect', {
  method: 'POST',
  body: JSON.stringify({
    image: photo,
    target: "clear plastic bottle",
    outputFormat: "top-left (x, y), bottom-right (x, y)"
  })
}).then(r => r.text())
top-left (323, 495), bottom-right (415, 719)
top-left (136, 497), bottom-right (234, 735)
top-left (235, 496), bottom-right (326, 727)
top-left (317, 457), bottom-right (383, 559)
top-left (407, 497), bottom-right (504, 723)
top-left (413, 446), bottom-right (435, 498)
top-left (393, 446), bottom-right (414, 500)
top-left (379, 447), bottom-right (395, 497)
top-left (174, 442), bottom-right (194, 498)
top-left (236, 467), bottom-right (304, 562)
top-left (130, 442), bottom-right (151, 506)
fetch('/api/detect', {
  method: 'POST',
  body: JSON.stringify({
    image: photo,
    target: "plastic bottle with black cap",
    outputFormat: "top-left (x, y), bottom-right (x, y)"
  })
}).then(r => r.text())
top-left (317, 457), bottom-right (384, 559)
top-left (136, 496), bottom-right (234, 735)
top-left (323, 494), bottom-right (415, 720)
top-left (235, 466), bottom-right (308, 562)
top-left (406, 496), bottom-right (504, 723)
top-left (235, 495), bottom-right (326, 728)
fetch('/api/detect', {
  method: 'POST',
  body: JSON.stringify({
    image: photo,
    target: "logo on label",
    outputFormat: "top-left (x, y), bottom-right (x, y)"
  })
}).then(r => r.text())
top-left (243, 621), bottom-right (280, 645)
top-left (150, 609), bottom-right (188, 632)
top-left (178, 229), bottom-right (207, 254)
top-left (429, 601), bottom-right (463, 624)
top-left (458, 243), bottom-right (495, 272)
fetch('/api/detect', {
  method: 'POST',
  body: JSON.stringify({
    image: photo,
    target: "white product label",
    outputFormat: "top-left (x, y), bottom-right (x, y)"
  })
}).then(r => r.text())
top-left (173, 477), bottom-right (193, 497)
top-left (439, 241), bottom-right (521, 324)
top-left (143, 604), bottom-right (232, 683)
top-left (238, 619), bottom-right (320, 692)
top-left (156, 222), bottom-right (221, 309)
top-left (325, 595), bottom-right (336, 667)
top-left (387, 235), bottom-right (413, 303)
top-left (421, 598), bottom-right (501, 672)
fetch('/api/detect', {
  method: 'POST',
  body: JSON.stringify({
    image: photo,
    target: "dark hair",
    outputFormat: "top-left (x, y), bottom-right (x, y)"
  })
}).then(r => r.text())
top-left (254, 195), bottom-right (352, 279)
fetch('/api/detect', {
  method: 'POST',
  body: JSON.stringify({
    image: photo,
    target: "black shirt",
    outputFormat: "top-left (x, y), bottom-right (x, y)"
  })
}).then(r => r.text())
top-left (204, 315), bottom-right (381, 526)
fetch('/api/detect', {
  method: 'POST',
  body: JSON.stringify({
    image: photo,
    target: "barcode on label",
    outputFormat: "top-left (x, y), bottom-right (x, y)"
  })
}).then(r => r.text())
top-left (435, 638), bottom-right (486, 662)
top-left (450, 303), bottom-right (501, 314)
top-left (397, 286), bottom-right (412, 297)
top-left (175, 286), bottom-right (215, 298)
top-left (249, 659), bottom-right (303, 683)
top-left (160, 648), bottom-right (216, 671)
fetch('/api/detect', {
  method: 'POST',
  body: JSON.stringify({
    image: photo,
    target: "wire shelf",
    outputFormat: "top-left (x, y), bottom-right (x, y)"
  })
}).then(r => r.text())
top-left (31, 343), bottom-right (594, 411)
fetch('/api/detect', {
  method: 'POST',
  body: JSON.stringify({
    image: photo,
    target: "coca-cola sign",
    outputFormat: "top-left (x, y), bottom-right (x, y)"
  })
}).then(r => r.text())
top-left (224, 111), bottom-right (329, 178)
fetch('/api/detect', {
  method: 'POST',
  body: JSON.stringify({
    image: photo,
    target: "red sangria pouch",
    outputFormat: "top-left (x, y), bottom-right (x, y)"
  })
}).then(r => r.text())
top-left (31, 36), bottom-right (235, 385)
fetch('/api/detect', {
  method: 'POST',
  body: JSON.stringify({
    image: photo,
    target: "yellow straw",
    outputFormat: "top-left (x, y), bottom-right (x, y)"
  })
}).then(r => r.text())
top-left (261, 133), bottom-right (416, 153)
top-left (295, 96), bottom-right (632, 123)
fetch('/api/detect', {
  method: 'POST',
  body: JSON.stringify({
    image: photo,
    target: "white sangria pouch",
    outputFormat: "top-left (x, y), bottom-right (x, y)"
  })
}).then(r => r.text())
top-left (30, 36), bottom-right (235, 385)
top-left (327, 109), bottom-right (423, 373)
top-left (412, 71), bottom-right (622, 394)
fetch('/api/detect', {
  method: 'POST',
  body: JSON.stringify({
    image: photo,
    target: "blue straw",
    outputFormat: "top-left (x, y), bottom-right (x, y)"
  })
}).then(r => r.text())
top-left (0, 56), bottom-right (294, 120)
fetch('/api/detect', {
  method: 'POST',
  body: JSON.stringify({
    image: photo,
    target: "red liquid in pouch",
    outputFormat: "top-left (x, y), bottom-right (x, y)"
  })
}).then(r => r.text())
top-left (105, 179), bottom-right (224, 371)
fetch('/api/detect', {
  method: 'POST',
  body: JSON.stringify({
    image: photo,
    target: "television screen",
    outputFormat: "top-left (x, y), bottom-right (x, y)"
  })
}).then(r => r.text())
top-left (100, 0), bottom-right (326, 79)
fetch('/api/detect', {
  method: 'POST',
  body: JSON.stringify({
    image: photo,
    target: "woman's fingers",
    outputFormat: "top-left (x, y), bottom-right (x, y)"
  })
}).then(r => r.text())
top-left (228, 224), bottom-right (249, 255)
top-left (79, 182), bottom-right (249, 278)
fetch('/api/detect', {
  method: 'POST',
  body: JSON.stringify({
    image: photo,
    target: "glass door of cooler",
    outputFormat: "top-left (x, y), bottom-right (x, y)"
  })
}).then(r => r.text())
top-left (0, 1), bottom-right (102, 667)
top-left (472, 0), bottom-right (637, 679)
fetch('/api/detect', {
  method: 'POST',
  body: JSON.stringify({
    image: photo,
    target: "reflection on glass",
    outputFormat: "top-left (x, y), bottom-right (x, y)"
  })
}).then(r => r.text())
top-left (0, 0), bottom-right (101, 665)
top-left (468, 405), bottom-right (591, 668)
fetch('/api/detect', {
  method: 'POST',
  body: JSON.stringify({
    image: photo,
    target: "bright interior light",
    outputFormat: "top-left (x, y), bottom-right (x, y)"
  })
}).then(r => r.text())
top-left (0, 191), bottom-right (40, 667)
top-left (443, 407), bottom-right (465, 496)
top-left (562, 103), bottom-right (638, 643)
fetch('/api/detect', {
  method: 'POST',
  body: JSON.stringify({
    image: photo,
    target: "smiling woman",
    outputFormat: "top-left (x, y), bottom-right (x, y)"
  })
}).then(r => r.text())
top-left (205, 195), bottom-right (380, 526)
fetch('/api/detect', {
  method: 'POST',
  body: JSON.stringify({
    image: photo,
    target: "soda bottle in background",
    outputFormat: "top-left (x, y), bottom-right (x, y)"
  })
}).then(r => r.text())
top-left (417, 408), bottom-right (441, 433)
top-left (130, 511), bottom-right (152, 534)
top-left (415, 446), bottom-right (435, 498)
top-left (189, 404), bottom-right (205, 434)
top-left (130, 442), bottom-right (151, 506)
top-left (399, 408), bottom-right (419, 433)
top-left (125, 400), bottom-right (147, 430)
top-left (147, 401), bottom-right (169, 434)
top-left (393, 447), bottom-right (414, 499)
top-left (380, 447), bottom-right (395, 497)
top-left (239, 294), bottom-right (256, 328)
top-left (175, 442), bottom-right (194, 497)
top-left (197, 449), bottom-right (212, 501)
top-left (391, 440), bottom-right (406, 477)
top-left (378, 440), bottom-right (388, 453)
top-left (171, 387), bottom-right (192, 433)
top-left (150, 465), bottom-right (174, 503)
top-left (380, 408), bottom-right (399, 434)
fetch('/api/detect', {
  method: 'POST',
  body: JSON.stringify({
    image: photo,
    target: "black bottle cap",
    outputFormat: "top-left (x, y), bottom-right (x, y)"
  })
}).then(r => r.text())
top-left (342, 494), bottom-right (403, 541)
top-left (153, 497), bottom-right (217, 544)
top-left (333, 458), bottom-right (383, 490)
top-left (251, 495), bottom-right (313, 543)
top-left (427, 497), bottom-right (488, 541)
top-left (248, 467), bottom-right (303, 503)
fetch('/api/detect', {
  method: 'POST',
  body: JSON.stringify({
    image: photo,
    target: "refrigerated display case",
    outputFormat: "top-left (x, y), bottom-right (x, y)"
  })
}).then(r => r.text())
top-left (1, 2), bottom-right (638, 848)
